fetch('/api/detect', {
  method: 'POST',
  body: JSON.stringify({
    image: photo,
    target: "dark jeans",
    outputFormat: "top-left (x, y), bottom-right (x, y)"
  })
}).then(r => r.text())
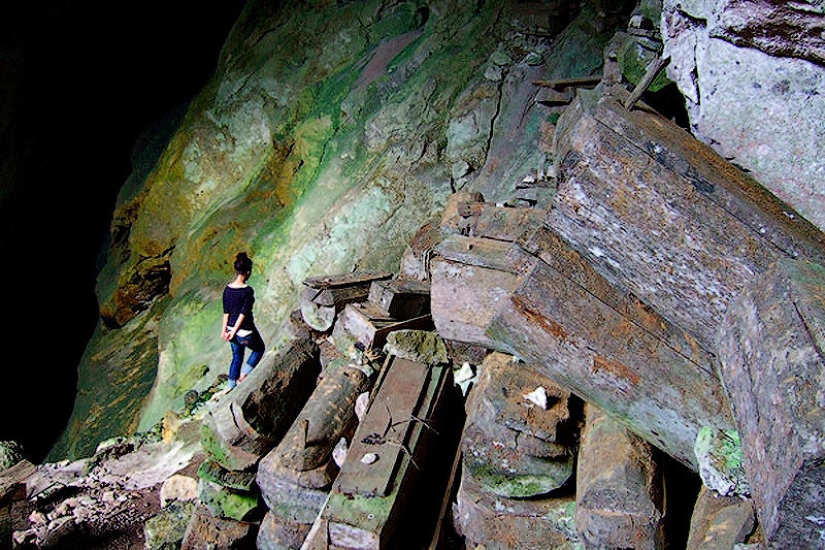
top-left (228, 330), bottom-right (265, 384)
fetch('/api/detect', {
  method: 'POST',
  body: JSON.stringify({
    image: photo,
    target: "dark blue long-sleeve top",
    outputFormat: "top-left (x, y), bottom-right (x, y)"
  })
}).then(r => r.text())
top-left (223, 285), bottom-right (256, 330)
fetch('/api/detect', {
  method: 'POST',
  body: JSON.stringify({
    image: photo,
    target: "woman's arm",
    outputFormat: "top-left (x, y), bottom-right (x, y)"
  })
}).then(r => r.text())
top-left (221, 313), bottom-right (231, 341)
top-left (224, 313), bottom-right (246, 341)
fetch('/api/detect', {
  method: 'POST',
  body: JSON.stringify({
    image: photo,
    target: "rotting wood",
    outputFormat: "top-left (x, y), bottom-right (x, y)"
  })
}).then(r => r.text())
top-left (275, 362), bottom-right (373, 473)
top-left (469, 203), bottom-right (544, 242)
top-left (575, 403), bottom-right (664, 548)
top-left (452, 201), bottom-right (543, 241)
top-left (461, 352), bottom-right (576, 498)
top-left (532, 75), bottom-right (602, 89)
top-left (335, 358), bottom-right (433, 498)
top-left (717, 258), bottom-right (825, 545)
top-left (336, 302), bottom-right (434, 351)
top-left (686, 485), bottom-right (755, 549)
top-left (300, 271), bottom-right (393, 332)
top-left (200, 337), bottom-right (320, 471)
top-left (429, 223), bottom-right (734, 470)
top-left (453, 468), bottom-right (576, 549)
top-left (314, 355), bottom-right (457, 549)
top-left (551, 89), bottom-right (825, 352)
top-left (537, 87), bottom-right (575, 106)
top-left (303, 271), bottom-right (394, 291)
top-left (430, 235), bottom-right (528, 348)
top-left (485, 227), bottom-right (734, 470)
top-left (367, 278), bottom-right (430, 320)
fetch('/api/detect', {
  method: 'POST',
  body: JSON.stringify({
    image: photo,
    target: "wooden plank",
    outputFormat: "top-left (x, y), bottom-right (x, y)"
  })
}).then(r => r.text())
top-left (367, 278), bottom-right (430, 319)
top-left (533, 76), bottom-right (602, 88)
top-left (335, 357), bottom-right (430, 498)
top-left (485, 245), bottom-right (734, 470)
top-left (551, 89), bottom-right (825, 352)
top-left (623, 55), bottom-right (670, 110)
top-left (430, 234), bottom-right (534, 347)
top-left (303, 271), bottom-right (393, 291)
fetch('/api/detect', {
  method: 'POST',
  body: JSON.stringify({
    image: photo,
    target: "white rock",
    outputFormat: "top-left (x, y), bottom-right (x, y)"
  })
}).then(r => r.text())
top-left (332, 437), bottom-right (349, 467)
top-left (454, 362), bottom-right (477, 396)
top-left (355, 392), bottom-right (370, 422)
top-left (523, 386), bottom-right (548, 410)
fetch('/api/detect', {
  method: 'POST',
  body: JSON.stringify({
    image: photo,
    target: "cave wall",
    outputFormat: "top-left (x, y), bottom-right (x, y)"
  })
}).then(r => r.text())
top-left (50, 0), bottom-right (617, 460)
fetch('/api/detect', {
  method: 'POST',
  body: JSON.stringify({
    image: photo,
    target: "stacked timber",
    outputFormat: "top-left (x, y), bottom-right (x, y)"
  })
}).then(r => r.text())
top-left (431, 89), bottom-right (824, 470)
top-left (300, 272), bottom-right (392, 332)
top-left (301, 354), bottom-right (462, 550)
top-left (546, 88), bottom-right (825, 546)
top-left (256, 357), bottom-right (375, 549)
top-left (430, 83), bottom-right (825, 544)
top-left (181, 337), bottom-right (321, 548)
top-left (575, 403), bottom-right (664, 549)
top-left (430, 218), bottom-right (731, 471)
top-left (453, 351), bottom-right (580, 548)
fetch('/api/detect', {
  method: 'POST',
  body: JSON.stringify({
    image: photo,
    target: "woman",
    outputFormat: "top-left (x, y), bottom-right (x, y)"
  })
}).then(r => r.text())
top-left (221, 251), bottom-right (266, 389)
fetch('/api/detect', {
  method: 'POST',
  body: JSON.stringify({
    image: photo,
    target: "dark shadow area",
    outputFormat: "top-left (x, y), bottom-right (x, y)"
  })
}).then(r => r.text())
top-left (641, 81), bottom-right (691, 130)
top-left (0, 0), bottom-right (245, 463)
top-left (660, 450), bottom-right (702, 548)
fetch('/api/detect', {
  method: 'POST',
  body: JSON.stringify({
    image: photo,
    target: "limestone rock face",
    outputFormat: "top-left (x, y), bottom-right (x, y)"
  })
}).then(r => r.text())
top-left (662, 0), bottom-right (825, 232)
top-left (56, 0), bottom-right (589, 460)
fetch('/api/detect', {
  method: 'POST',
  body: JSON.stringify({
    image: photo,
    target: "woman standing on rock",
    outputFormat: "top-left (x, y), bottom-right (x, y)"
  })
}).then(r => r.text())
top-left (221, 251), bottom-right (266, 390)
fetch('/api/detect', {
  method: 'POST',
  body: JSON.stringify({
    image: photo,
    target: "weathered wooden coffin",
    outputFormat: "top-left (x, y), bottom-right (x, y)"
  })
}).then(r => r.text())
top-left (200, 337), bottom-right (320, 471)
top-left (429, 234), bottom-right (528, 349)
top-left (334, 301), bottom-right (433, 351)
top-left (717, 258), bottom-right (825, 545)
top-left (430, 223), bottom-right (733, 469)
top-left (367, 278), bottom-right (430, 320)
top-left (576, 403), bottom-right (664, 549)
top-left (549, 89), bottom-right (825, 352)
top-left (304, 356), bottom-right (459, 550)
top-left (300, 271), bottom-right (392, 332)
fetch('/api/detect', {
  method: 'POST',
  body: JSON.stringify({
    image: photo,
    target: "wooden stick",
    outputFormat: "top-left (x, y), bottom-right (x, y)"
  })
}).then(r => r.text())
top-left (427, 425), bottom-right (466, 550)
top-left (532, 75), bottom-right (602, 89)
top-left (624, 55), bottom-right (670, 110)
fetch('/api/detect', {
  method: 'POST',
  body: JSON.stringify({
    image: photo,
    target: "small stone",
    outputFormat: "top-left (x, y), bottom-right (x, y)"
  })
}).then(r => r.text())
top-left (333, 437), bottom-right (349, 467)
top-left (361, 453), bottom-right (378, 464)
top-left (160, 474), bottom-right (199, 507)
top-left (523, 387), bottom-right (548, 410)
top-left (356, 392), bottom-right (370, 422)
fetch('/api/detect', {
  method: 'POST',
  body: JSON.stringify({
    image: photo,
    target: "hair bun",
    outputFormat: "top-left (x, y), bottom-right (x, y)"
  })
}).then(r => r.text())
top-left (233, 251), bottom-right (253, 273)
